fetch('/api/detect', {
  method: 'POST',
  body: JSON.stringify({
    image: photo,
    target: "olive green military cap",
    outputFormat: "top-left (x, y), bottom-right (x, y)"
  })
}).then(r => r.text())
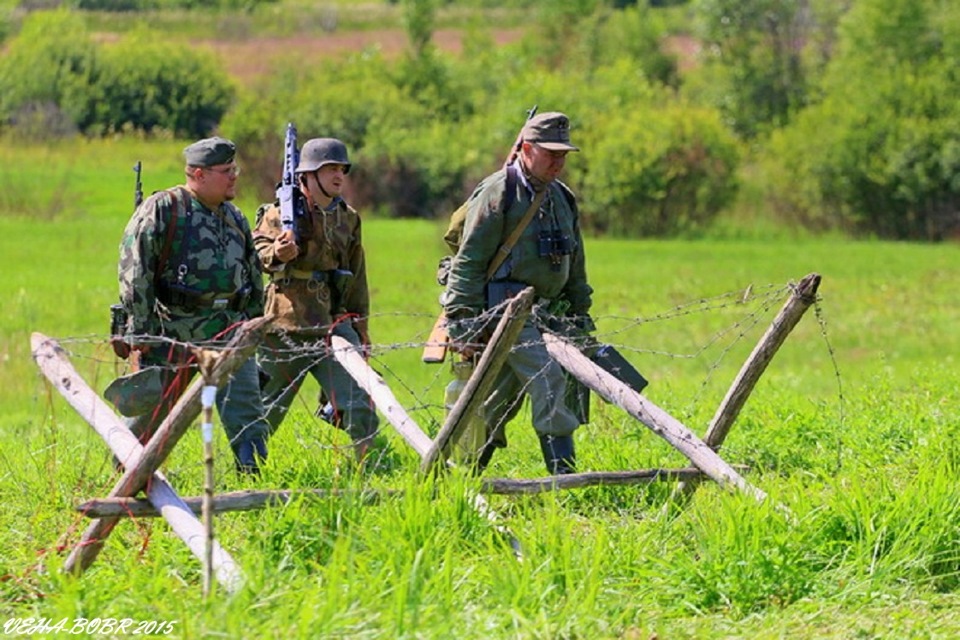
top-left (521, 112), bottom-right (579, 151)
top-left (183, 136), bottom-right (236, 167)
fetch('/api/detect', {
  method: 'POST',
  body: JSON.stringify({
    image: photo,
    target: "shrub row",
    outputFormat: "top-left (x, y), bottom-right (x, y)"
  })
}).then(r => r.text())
top-left (0, 10), bottom-right (233, 138)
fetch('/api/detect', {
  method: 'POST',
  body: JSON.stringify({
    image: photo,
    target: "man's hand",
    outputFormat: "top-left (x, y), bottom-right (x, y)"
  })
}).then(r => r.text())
top-left (353, 318), bottom-right (372, 359)
top-left (110, 336), bottom-right (131, 359)
top-left (447, 315), bottom-right (489, 360)
top-left (274, 229), bottom-right (299, 263)
top-left (109, 337), bottom-right (151, 360)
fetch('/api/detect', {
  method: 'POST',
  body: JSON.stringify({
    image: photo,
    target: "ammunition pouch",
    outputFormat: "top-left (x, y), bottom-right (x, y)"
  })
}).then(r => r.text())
top-left (110, 303), bottom-right (128, 337)
top-left (279, 268), bottom-right (353, 310)
top-left (109, 303), bottom-right (132, 359)
top-left (157, 281), bottom-right (248, 312)
top-left (328, 268), bottom-right (354, 310)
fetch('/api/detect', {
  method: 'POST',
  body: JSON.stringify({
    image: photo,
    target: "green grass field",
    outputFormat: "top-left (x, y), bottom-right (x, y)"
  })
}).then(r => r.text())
top-left (1, 138), bottom-right (959, 638)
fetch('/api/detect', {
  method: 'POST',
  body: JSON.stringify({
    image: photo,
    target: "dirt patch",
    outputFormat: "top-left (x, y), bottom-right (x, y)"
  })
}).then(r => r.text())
top-left (201, 28), bottom-right (525, 88)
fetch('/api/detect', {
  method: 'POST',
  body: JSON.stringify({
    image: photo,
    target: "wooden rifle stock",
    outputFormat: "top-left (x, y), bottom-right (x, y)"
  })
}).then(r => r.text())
top-left (422, 310), bottom-right (449, 363)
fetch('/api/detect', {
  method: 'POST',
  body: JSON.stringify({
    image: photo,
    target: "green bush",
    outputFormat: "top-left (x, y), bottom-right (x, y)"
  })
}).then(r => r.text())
top-left (0, 10), bottom-right (234, 138)
top-left (0, 10), bottom-right (100, 137)
top-left (758, 0), bottom-right (960, 240)
top-left (578, 99), bottom-right (740, 236)
top-left (94, 32), bottom-right (235, 137)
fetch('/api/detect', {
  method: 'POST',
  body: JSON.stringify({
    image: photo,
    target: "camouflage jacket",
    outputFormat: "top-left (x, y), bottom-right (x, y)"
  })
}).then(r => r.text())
top-left (253, 197), bottom-right (370, 333)
top-left (118, 186), bottom-right (265, 344)
top-left (444, 165), bottom-right (593, 320)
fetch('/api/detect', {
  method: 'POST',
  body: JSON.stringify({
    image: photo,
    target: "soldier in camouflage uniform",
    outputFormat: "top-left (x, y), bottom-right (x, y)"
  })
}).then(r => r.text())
top-left (444, 112), bottom-right (593, 475)
top-left (253, 137), bottom-right (379, 462)
top-left (115, 137), bottom-right (270, 474)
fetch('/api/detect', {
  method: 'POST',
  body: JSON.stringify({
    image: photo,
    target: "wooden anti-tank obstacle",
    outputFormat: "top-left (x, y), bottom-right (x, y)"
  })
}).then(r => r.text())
top-left (32, 274), bottom-right (821, 590)
top-left (420, 274), bottom-right (822, 500)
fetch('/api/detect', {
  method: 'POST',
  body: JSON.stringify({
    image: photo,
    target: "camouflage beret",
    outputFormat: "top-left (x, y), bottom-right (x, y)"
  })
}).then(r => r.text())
top-left (521, 112), bottom-right (579, 152)
top-left (183, 136), bottom-right (236, 167)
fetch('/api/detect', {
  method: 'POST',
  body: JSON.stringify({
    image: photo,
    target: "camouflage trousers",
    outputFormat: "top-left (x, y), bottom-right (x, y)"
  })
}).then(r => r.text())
top-left (258, 323), bottom-right (379, 444)
top-left (127, 352), bottom-right (270, 459)
top-left (481, 324), bottom-right (580, 449)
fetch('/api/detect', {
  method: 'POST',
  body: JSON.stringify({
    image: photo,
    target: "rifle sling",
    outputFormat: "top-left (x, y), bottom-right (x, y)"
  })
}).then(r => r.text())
top-left (154, 187), bottom-right (190, 290)
top-left (485, 188), bottom-right (545, 281)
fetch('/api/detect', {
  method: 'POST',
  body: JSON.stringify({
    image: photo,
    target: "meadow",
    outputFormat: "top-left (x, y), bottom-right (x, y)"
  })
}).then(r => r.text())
top-left (1, 138), bottom-right (959, 638)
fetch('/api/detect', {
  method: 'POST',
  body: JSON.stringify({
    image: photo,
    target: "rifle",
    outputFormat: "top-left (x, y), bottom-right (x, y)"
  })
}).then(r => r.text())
top-left (110, 160), bottom-right (145, 360)
top-left (422, 105), bottom-right (538, 364)
top-left (133, 161), bottom-right (143, 209)
top-left (276, 122), bottom-right (303, 242)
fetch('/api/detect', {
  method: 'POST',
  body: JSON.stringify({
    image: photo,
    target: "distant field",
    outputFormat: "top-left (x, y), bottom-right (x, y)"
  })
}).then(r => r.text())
top-left (2, 135), bottom-right (959, 637)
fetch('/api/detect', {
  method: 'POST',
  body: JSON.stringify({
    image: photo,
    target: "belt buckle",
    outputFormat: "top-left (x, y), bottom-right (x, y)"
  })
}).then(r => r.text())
top-left (211, 298), bottom-right (230, 311)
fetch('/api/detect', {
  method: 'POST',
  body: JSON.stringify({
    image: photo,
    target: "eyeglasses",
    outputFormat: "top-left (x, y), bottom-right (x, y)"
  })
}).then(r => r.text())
top-left (207, 165), bottom-right (241, 177)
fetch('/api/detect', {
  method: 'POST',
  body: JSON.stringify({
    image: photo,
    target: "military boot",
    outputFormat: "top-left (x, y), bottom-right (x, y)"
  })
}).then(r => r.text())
top-left (538, 434), bottom-right (576, 475)
top-left (473, 442), bottom-right (498, 475)
top-left (235, 437), bottom-right (268, 476)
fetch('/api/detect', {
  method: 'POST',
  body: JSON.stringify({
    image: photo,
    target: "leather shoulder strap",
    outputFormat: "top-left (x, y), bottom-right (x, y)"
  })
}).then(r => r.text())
top-left (485, 173), bottom-right (545, 281)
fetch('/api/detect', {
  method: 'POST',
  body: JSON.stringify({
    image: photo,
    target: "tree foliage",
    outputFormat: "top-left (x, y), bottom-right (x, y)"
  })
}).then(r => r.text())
top-left (95, 34), bottom-right (234, 137)
top-left (690, 0), bottom-right (818, 138)
top-left (759, 0), bottom-right (960, 240)
top-left (0, 10), bottom-right (234, 138)
top-left (0, 10), bottom-right (98, 137)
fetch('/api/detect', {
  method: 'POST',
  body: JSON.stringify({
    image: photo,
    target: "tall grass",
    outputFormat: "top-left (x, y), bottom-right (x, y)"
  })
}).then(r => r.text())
top-left (1, 138), bottom-right (959, 637)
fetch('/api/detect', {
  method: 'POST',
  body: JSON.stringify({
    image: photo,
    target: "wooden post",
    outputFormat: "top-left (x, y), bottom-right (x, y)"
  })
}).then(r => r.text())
top-left (51, 316), bottom-right (271, 578)
top-left (480, 467), bottom-right (708, 495)
top-left (31, 333), bottom-right (244, 593)
top-left (328, 336), bottom-right (434, 458)
top-left (76, 488), bottom-right (385, 518)
top-left (420, 287), bottom-right (535, 474)
top-left (543, 333), bottom-right (767, 502)
top-left (675, 273), bottom-right (822, 497)
top-left (329, 332), bottom-right (523, 558)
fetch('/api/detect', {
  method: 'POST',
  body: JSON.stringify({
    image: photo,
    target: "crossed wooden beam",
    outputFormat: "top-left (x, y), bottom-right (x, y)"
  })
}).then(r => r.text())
top-left (31, 274), bottom-right (820, 593)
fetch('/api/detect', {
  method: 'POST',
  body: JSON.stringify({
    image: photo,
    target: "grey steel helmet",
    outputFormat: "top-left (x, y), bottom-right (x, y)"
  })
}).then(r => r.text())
top-left (295, 137), bottom-right (351, 174)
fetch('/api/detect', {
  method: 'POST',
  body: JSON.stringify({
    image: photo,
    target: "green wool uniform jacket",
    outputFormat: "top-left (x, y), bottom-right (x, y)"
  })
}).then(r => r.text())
top-left (444, 165), bottom-right (593, 322)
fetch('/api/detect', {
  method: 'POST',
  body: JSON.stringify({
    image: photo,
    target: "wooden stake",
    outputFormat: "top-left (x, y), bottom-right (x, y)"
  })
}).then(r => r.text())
top-left (329, 332), bottom-right (524, 558)
top-left (543, 333), bottom-right (767, 502)
top-left (76, 488), bottom-right (385, 518)
top-left (45, 316), bottom-right (270, 579)
top-left (31, 333), bottom-right (245, 592)
top-left (675, 272), bottom-right (821, 497)
top-left (420, 287), bottom-right (535, 474)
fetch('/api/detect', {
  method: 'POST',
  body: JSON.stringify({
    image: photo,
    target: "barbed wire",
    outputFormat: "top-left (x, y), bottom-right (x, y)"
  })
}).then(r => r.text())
top-left (21, 277), bottom-right (845, 573)
top-left (45, 278), bottom-right (829, 459)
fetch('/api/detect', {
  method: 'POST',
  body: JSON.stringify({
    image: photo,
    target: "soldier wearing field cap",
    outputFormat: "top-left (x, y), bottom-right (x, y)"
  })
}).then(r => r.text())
top-left (443, 110), bottom-right (594, 475)
top-left (111, 136), bottom-right (270, 475)
top-left (253, 137), bottom-right (380, 463)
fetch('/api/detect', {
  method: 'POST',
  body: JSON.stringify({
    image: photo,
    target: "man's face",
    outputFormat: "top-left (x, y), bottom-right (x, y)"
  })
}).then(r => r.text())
top-left (202, 163), bottom-right (240, 202)
top-left (314, 163), bottom-right (348, 198)
top-left (523, 142), bottom-right (568, 183)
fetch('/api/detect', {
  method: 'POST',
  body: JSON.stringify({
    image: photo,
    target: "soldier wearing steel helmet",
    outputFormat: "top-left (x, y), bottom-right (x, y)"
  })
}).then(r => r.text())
top-left (253, 137), bottom-right (379, 462)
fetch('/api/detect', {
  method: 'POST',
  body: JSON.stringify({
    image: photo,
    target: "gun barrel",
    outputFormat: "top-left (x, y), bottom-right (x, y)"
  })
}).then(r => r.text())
top-left (133, 161), bottom-right (143, 209)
